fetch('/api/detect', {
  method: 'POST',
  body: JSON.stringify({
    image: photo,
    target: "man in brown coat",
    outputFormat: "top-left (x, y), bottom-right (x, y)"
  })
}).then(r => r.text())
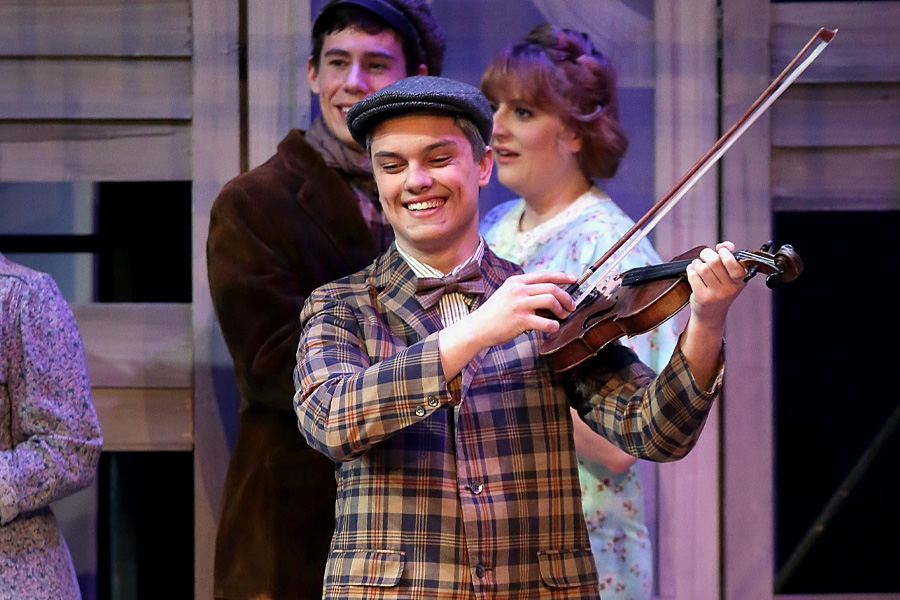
top-left (206, 2), bottom-right (445, 598)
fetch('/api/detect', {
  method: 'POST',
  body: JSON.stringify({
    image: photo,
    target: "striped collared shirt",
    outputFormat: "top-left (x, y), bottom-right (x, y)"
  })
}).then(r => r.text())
top-left (397, 239), bottom-right (485, 327)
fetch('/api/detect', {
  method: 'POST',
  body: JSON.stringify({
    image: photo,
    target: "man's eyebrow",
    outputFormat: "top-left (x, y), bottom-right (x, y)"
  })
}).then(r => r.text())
top-left (321, 48), bottom-right (350, 58)
top-left (322, 48), bottom-right (398, 61)
top-left (424, 140), bottom-right (458, 152)
top-left (372, 150), bottom-right (403, 160)
top-left (373, 139), bottom-right (459, 160)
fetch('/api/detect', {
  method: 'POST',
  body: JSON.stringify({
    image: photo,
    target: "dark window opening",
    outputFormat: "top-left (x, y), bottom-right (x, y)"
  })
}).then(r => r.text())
top-left (96, 181), bottom-right (192, 303)
top-left (774, 210), bottom-right (900, 593)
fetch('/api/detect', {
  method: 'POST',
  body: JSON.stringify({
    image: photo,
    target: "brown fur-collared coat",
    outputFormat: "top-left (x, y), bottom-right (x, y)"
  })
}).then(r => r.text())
top-left (207, 128), bottom-right (391, 600)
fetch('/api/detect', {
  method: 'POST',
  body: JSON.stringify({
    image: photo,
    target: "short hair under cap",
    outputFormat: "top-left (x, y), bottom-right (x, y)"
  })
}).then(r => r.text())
top-left (346, 75), bottom-right (493, 148)
top-left (314, 0), bottom-right (445, 76)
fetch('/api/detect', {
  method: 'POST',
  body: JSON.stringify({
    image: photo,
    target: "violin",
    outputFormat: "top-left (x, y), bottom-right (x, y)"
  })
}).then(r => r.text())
top-left (535, 27), bottom-right (834, 372)
top-left (539, 242), bottom-right (804, 372)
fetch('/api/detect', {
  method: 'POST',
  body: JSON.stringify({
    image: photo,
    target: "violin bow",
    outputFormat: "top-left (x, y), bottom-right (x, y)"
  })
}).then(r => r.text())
top-left (570, 27), bottom-right (837, 308)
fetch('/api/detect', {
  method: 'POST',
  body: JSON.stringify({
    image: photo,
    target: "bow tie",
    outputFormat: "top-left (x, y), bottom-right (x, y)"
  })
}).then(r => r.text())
top-left (414, 261), bottom-right (485, 309)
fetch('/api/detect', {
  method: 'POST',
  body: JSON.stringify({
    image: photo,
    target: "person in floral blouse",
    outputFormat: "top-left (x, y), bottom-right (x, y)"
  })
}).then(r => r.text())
top-left (480, 25), bottom-right (678, 599)
top-left (1, 253), bottom-right (102, 600)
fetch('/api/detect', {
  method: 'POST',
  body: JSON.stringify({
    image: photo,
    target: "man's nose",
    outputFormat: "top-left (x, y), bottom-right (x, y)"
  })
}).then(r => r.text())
top-left (405, 163), bottom-right (433, 192)
top-left (343, 63), bottom-right (368, 94)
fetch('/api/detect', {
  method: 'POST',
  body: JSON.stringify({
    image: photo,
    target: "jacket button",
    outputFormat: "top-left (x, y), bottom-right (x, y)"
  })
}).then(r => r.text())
top-left (471, 482), bottom-right (483, 495)
top-left (415, 406), bottom-right (426, 417)
top-left (427, 395), bottom-right (439, 407)
top-left (475, 564), bottom-right (486, 578)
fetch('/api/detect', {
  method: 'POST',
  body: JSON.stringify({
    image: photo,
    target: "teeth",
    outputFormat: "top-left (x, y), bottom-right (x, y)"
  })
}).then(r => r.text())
top-left (407, 199), bottom-right (444, 211)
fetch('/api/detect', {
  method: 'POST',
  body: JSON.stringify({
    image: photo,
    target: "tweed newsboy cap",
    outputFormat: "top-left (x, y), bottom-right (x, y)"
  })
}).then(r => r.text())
top-left (346, 75), bottom-right (493, 148)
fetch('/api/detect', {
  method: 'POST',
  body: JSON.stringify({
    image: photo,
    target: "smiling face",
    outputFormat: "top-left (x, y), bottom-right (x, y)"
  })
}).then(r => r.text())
top-left (308, 27), bottom-right (425, 149)
top-left (489, 92), bottom-right (586, 206)
top-left (370, 113), bottom-right (493, 272)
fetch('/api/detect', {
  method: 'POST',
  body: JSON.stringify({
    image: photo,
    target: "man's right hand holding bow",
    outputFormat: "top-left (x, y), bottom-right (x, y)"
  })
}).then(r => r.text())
top-left (438, 271), bottom-right (576, 379)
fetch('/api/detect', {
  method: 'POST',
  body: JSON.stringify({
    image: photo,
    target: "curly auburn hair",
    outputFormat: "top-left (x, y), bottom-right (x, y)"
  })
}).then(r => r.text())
top-left (481, 23), bottom-right (628, 180)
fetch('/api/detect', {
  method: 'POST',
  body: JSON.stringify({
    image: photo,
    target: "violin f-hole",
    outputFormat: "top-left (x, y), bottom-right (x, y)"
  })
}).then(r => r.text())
top-left (582, 295), bottom-right (619, 330)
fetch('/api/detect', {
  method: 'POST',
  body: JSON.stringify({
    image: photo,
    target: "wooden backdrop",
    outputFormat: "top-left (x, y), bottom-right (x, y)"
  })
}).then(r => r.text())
top-left (1, 1), bottom-right (898, 599)
top-left (721, 2), bottom-right (900, 600)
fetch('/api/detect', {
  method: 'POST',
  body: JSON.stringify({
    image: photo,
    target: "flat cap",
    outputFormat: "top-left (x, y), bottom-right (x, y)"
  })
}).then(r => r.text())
top-left (347, 75), bottom-right (493, 148)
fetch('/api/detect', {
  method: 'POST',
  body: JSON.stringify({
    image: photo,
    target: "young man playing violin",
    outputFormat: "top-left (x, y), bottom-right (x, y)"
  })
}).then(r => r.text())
top-left (293, 75), bottom-right (748, 600)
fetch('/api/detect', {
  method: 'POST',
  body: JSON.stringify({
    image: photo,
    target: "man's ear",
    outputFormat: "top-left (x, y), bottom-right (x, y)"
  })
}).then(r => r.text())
top-left (477, 147), bottom-right (494, 187)
top-left (307, 57), bottom-right (321, 94)
top-left (416, 63), bottom-right (428, 76)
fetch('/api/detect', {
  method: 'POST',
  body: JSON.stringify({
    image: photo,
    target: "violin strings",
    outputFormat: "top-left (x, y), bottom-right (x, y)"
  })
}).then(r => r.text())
top-left (618, 250), bottom-right (779, 288)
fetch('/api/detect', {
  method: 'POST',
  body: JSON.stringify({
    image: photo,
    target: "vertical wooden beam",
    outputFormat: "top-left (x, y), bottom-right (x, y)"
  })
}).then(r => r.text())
top-left (247, 0), bottom-right (312, 169)
top-left (192, 1), bottom-right (242, 598)
top-left (653, 1), bottom-right (720, 599)
top-left (720, 1), bottom-right (774, 600)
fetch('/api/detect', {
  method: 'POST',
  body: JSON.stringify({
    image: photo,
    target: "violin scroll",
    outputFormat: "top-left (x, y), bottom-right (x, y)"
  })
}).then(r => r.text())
top-left (738, 241), bottom-right (804, 289)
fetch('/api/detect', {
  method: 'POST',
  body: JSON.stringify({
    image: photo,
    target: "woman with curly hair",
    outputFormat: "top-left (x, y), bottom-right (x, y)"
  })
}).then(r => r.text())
top-left (480, 24), bottom-right (678, 600)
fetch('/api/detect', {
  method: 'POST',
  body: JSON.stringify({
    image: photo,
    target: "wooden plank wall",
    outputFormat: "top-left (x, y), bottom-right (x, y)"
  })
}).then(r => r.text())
top-left (0, 1), bottom-right (195, 450)
top-left (723, 2), bottom-right (900, 600)
top-left (771, 2), bottom-right (900, 212)
top-left (0, 0), bottom-right (192, 182)
top-left (0, 2), bottom-right (196, 597)
top-left (720, 1), bottom-right (776, 599)
top-left (73, 304), bottom-right (193, 451)
top-left (191, 0), bottom-right (241, 597)
top-left (652, 2), bottom-right (721, 599)
top-left (247, 0), bottom-right (313, 169)
top-left (0, 0), bottom-right (194, 449)
top-left (191, 3), bottom-right (313, 597)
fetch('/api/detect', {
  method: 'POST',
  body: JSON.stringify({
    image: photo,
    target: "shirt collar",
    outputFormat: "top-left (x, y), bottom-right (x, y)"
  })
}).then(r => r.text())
top-left (397, 238), bottom-right (485, 279)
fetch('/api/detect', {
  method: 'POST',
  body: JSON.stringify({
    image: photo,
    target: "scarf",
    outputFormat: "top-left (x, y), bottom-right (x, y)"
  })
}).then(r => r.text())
top-left (305, 116), bottom-right (392, 252)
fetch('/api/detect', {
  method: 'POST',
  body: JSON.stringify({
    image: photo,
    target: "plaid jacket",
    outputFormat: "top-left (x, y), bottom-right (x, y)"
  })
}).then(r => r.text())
top-left (294, 244), bottom-right (721, 599)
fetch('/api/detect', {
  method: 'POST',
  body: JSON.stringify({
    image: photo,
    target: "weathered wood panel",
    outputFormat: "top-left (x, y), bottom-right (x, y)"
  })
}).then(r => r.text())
top-left (653, 2), bottom-right (720, 600)
top-left (0, 123), bottom-right (191, 181)
top-left (73, 303), bottom-right (192, 389)
top-left (93, 387), bottom-right (192, 451)
top-left (773, 147), bottom-right (900, 211)
top-left (192, 0), bottom-right (242, 596)
top-left (247, 0), bottom-right (312, 169)
top-left (721, 0), bottom-right (777, 598)
top-left (0, 58), bottom-right (192, 120)
top-left (0, 0), bottom-right (191, 57)
top-left (773, 2), bottom-right (900, 83)
top-left (773, 83), bottom-right (900, 148)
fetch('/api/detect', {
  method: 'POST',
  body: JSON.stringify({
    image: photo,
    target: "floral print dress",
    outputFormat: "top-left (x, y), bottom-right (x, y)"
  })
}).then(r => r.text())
top-left (481, 187), bottom-right (679, 600)
top-left (0, 254), bottom-right (103, 600)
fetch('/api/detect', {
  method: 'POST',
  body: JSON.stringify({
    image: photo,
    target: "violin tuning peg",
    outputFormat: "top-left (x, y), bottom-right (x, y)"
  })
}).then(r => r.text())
top-left (765, 273), bottom-right (780, 289)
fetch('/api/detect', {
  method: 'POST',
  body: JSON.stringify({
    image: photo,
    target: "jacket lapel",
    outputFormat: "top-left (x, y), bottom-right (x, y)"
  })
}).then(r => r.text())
top-left (371, 246), bottom-right (444, 341)
top-left (456, 247), bottom-right (521, 395)
top-left (369, 244), bottom-right (523, 394)
top-left (473, 245), bottom-right (519, 310)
